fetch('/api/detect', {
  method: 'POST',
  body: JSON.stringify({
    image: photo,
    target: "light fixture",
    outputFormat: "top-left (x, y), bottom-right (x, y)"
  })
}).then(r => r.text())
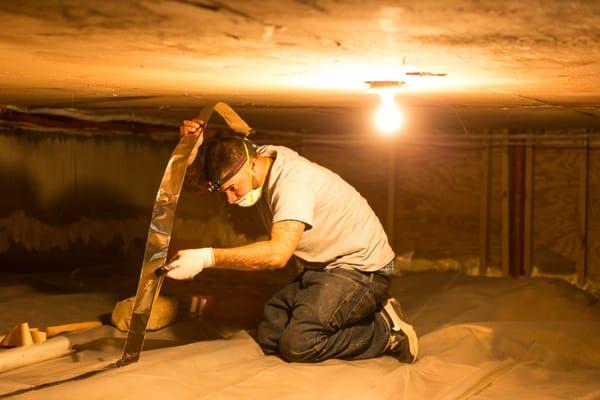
top-left (366, 80), bottom-right (404, 135)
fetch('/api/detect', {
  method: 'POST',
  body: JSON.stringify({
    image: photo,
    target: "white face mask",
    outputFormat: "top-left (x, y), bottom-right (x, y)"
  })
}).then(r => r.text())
top-left (234, 185), bottom-right (263, 207)
top-left (234, 158), bottom-right (266, 208)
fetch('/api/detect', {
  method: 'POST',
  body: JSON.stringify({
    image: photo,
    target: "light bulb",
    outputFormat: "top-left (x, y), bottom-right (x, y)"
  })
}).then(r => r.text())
top-left (374, 90), bottom-right (403, 135)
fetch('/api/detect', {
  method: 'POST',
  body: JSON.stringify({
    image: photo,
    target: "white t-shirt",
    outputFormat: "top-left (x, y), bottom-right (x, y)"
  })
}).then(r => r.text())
top-left (256, 145), bottom-right (394, 272)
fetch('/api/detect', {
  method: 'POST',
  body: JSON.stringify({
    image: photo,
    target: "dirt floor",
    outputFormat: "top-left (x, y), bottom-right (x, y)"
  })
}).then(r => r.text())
top-left (0, 267), bottom-right (599, 399)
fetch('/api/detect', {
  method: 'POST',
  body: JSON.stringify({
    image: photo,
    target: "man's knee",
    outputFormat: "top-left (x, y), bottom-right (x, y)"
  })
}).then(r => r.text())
top-left (279, 326), bottom-right (320, 362)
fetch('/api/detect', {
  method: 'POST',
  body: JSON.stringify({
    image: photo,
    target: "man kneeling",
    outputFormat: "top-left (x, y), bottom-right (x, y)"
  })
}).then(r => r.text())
top-left (164, 119), bottom-right (418, 363)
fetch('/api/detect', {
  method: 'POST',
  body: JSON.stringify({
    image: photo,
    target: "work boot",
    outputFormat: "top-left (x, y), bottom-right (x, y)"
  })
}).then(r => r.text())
top-left (381, 297), bottom-right (418, 363)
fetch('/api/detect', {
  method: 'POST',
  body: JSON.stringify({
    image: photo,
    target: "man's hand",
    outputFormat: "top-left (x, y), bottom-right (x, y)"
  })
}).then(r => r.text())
top-left (164, 248), bottom-right (215, 280)
top-left (180, 119), bottom-right (205, 166)
top-left (180, 119), bottom-right (205, 137)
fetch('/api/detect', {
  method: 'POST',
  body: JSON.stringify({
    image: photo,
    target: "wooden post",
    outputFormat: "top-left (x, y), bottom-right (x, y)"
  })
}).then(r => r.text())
top-left (577, 134), bottom-right (590, 285)
top-left (386, 140), bottom-right (397, 251)
top-left (501, 129), bottom-right (511, 276)
top-left (510, 139), bottom-right (526, 278)
top-left (523, 131), bottom-right (535, 276)
top-left (479, 128), bottom-right (491, 276)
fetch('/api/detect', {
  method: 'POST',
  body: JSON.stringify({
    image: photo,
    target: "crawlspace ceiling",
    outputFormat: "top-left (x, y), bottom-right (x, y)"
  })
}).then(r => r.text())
top-left (0, 0), bottom-right (599, 121)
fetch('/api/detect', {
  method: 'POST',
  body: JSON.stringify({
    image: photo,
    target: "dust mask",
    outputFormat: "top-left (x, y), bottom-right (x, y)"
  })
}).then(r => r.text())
top-left (234, 182), bottom-right (263, 207)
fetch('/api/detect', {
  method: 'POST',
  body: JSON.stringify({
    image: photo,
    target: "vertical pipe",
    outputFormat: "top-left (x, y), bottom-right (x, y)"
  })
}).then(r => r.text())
top-left (510, 138), bottom-right (526, 277)
top-left (578, 134), bottom-right (590, 285)
top-left (501, 129), bottom-right (511, 277)
top-left (73, 149), bottom-right (78, 201)
top-left (523, 132), bottom-right (535, 276)
top-left (479, 128), bottom-right (491, 276)
top-left (386, 140), bottom-right (397, 251)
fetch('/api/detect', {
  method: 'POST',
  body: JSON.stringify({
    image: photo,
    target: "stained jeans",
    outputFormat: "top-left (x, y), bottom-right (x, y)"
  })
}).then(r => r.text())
top-left (256, 266), bottom-right (391, 362)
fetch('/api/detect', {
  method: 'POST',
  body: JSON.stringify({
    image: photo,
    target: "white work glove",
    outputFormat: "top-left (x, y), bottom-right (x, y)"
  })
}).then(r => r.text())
top-left (164, 248), bottom-right (215, 280)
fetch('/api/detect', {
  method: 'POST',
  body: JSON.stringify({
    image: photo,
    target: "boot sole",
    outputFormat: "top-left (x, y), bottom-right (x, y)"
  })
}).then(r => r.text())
top-left (383, 298), bottom-right (419, 363)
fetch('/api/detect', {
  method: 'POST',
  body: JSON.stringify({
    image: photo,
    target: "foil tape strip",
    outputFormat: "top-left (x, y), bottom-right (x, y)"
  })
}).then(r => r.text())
top-left (118, 102), bottom-right (252, 366)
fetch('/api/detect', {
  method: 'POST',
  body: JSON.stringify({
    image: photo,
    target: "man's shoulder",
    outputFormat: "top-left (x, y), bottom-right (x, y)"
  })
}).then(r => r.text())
top-left (258, 145), bottom-right (307, 171)
top-left (259, 145), bottom-right (317, 187)
top-left (257, 144), bottom-right (298, 158)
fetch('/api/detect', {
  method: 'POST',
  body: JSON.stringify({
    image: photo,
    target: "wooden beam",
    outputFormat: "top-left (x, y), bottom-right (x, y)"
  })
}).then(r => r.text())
top-left (501, 129), bottom-right (511, 276)
top-left (523, 132), bottom-right (535, 276)
top-left (577, 135), bottom-right (590, 285)
top-left (479, 129), bottom-right (491, 276)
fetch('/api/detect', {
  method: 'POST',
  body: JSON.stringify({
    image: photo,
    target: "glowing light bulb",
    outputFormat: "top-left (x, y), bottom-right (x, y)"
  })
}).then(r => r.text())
top-left (374, 90), bottom-right (403, 135)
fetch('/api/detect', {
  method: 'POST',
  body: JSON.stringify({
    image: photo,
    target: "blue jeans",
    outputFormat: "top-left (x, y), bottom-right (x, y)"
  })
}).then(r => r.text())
top-left (256, 263), bottom-right (392, 362)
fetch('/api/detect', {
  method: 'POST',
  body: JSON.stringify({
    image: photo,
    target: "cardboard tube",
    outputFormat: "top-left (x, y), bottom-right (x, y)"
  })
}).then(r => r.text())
top-left (1, 323), bottom-right (33, 347)
top-left (189, 296), bottom-right (199, 313)
top-left (0, 325), bottom-right (120, 373)
top-left (197, 296), bottom-right (213, 317)
top-left (0, 329), bottom-right (13, 347)
top-left (45, 321), bottom-right (102, 338)
top-left (0, 336), bottom-right (72, 373)
top-left (197, 297), bottom-right (207, 316)
top-left (30, 328), bottom-right (47, 344)
top-left (19, 323), bottom-right (33, 347)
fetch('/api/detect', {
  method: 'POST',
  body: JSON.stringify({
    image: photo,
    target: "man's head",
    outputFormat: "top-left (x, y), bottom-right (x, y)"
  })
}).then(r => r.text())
top-left (203, 135), bottom-right (262, 205)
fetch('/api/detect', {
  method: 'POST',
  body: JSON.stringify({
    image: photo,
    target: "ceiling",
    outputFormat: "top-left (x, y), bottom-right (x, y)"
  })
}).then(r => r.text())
top-left (0, 0), bottom-right (598, 123)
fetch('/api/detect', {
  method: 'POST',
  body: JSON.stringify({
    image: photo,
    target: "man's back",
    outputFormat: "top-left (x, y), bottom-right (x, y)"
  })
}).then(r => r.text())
top-left (256, 145), bottom-right (394, 272)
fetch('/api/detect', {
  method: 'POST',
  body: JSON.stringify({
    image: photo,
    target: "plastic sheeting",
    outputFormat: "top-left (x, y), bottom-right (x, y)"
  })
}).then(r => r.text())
top-left (2, 272), bottom-right (598, 399)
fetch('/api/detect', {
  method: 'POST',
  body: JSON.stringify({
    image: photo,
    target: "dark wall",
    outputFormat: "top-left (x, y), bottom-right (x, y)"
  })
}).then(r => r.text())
top-left (1, 127), bottom-right (598, 287)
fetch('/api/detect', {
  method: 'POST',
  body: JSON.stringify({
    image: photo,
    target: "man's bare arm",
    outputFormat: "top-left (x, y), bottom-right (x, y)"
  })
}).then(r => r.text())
top-left (212, 220), bottom-right (304, 271)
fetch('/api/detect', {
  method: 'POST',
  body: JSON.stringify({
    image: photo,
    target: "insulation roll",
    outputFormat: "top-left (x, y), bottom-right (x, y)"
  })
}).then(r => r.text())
top-left (0, 335), bottom-right (72, 373)
top-left (0, 325), bottom-right (119, 373)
